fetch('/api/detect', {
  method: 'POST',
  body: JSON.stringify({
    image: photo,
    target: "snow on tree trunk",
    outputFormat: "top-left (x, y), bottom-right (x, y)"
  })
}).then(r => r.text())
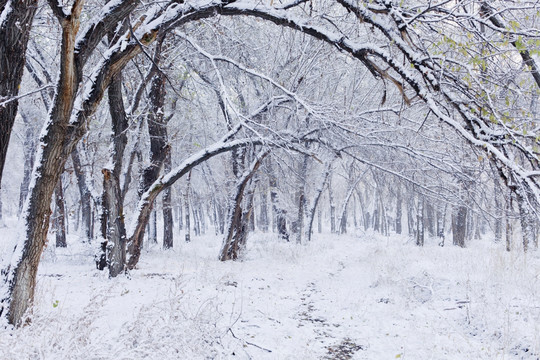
top-left (259, 190), bottom-right (269, 232)
top-left (103, 169), bottom-right (127, 278)
top-left (71, 147), bottom-right (93, 241)
top-left (307, 159), bottom-right (333, 242)
top-left (436, 204), bottom-right (447, 247)
top-left (516, 189), bottom-right (535, 252)
top-left (0, 0), bottom-right (37, 190)
top-left (220, 153), bottom-right (266, 261)
top-left (268, 159), bottom-right (288, 241)
top-left (54, 178), bottom-right (67, 248)
top-left (452, 206), bottom-right (467, 248)
top-left (184, 174), bottom-right (192, 243)
top-left (18, 112), bottom-right (36, 215)
top-left (162, 152), bottom-right (173, 249)
top-left (395, 185), bottom-right (402, 235)
top-left (328, 175), bottom-right (336, 234)
top-left (294, 154), bottom-right (308, 244)
top-left (416, 196), bottom-right (424, 247)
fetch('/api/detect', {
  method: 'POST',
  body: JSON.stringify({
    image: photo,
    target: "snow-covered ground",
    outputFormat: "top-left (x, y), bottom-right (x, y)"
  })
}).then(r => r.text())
top-left (0, 225), bottom-right (539, 359)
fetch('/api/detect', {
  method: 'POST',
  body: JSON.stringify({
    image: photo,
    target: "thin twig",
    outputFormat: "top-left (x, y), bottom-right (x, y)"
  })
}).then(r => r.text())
top-left (228, 328), bottom-right (272, 353)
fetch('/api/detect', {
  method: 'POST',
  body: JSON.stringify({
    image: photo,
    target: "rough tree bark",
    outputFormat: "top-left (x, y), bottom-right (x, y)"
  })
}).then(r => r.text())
top-left (1, 0), bottom-right (140, 325)
top-left (452, 205), bottom-right (467, 248)
top-left (102, 168), bottom-right (126, 277)
top-left (219, 152), bottom-right (267, 261)
top-left (54, 178), bottom-right (67, 248)
top-left (0, 0), bottom-right (38, 189)
top-left (162, 151), bottom-right (173, 249)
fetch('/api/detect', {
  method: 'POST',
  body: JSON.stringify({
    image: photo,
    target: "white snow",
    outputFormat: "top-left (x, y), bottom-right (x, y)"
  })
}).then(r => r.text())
top-left (0, 225), bottom-right (538, 359)
top-left (0, 0), bottom-right (12, 30)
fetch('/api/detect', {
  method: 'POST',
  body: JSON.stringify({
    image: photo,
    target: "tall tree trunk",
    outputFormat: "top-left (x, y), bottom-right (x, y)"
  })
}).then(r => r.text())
top-left (148, 210), bottom-right (157, 244)
top-left (395, 185), bottom-right (402, 235)
top-left (3, 3), bottom-right (85, 325)
top-left (184, 173), bottom-right (192, 243)
top-left (0, 0), bottom-right (37, 190)
top-left (268, 159), bottom-right (288, 241)
top-left (317, 208), bottom-right (322, 233)
top-left (452, 205), bottom-right (467, 247)
top-left (506, 190), bottom-right (513, 252)
top-left (176, 201), bottom-right (183, 232)
top-left (307, 160), bottom-right (333, 241)
top-left (18, 112), bottom-right (36, 215)
top-left (295, 154), bottom-right (308, 244)
top-left (163, 152), bottom-right (174, 249)
top-left (71, 147), bottom-right (93, 241)
top-left (259, 189), bottom-right (269, 232)
top-left (328, 175), bottom-right (336, 233)
top-left (416, 196), bottom-right (424, 246)
top-left (99, 69), bottom-right (129, 274)
top-left (407, 191), bottom-right (415, 237)
top-left (102, 169), bottom-right (126, 278)
top-left (436, 203), bottom-right (447, 246)
top-left (54, 179), bottom-right (67, 248)
top-left (220, 153), bottom-right (266, 261)
top-left (425, 201), bottom-right (435, 237)
top-left (516, 188), bottom-right (534, 252)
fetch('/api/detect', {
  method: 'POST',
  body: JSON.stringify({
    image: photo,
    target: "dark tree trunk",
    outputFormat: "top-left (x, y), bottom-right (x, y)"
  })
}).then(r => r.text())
top-left (220, 154), bottom-right (265, 261)
top-left (425, 201), bottom-right (435, 237)
top-left (71, 147), bottom-right (93, 241)
top-left (356, 189), bottom-right (368, 231)
top-left (516, 188), bottom-right (534, 252)
top-left (102, 169), bottom-right (126, 278)
top-left (373, 208), bottom-right (380, 232)
top-left (505, 191), bottom-right (513, 252)
top-left (0, 0), bottom-right (37, 190)
top-left (98, 70), bottom-right (129, 274)
top-left (54, 179), bottom-right (67, 248)
top-left (307, 160), bottom-right (333, 241)
top-left (268, 159), bottom-right (288, 241)
top-left (140, 71), bottom-right (169, 198)
top-left (193, 203), bottom-right (201, 237)
top-left (184, 173), bottom-right (192, 243)
top-left (295, 155), bottom-right (309, 244)
top-left (436, 204), bottom-right (447, 246)
top-left (452, 205), bottom-right (467, 247)
top-left (163, 152), bottom-right (174, 249)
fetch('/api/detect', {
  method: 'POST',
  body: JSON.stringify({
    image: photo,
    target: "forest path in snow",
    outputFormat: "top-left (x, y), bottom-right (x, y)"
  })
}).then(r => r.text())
top-left (0, 228), bottom-right (538, 359)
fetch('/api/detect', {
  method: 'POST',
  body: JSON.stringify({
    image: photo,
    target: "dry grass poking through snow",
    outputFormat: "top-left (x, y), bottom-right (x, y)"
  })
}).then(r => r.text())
top-left (0, 229), bottom-right (539, 359)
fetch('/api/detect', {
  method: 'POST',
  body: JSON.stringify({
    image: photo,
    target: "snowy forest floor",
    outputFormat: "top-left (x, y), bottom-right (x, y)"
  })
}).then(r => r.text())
top-left (0, 222), bottom-right (539, 359)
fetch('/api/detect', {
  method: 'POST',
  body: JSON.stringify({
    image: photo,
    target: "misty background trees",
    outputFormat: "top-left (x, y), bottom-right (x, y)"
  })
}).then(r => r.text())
top-left (1, 0), bottom-right (540, 326)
